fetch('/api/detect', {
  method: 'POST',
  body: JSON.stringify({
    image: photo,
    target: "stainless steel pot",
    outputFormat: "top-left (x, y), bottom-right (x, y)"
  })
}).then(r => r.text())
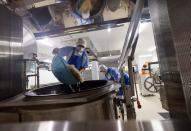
top-left (21, 80), bottom-right (116, 121)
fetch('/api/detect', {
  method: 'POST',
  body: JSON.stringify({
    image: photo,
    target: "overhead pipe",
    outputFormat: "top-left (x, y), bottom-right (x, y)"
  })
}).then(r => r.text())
top-left (128, 32), bottom-right (142, 109)
top-left (118, 0), bottom-right (144, 69)
top-left (120, 32), bottom-right (140, 119)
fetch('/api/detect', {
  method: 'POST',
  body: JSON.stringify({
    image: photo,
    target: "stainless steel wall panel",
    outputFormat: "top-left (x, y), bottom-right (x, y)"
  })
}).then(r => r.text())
top-left (148, 0), bottom-right (188, 119)
top-left (0, 5), bottom-right (24, 100)
top-left (167, 0), bottom-right (191, 119)
top-left (0, 113), bottom-right (19, 123)
top-left (20, 97), bottom-right (115, 121)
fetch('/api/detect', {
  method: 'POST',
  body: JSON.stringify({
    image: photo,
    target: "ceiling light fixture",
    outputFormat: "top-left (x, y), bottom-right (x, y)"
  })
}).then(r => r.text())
top-left (139, 23), bottom-right (148, 33)
top-left (148, 46), bottom-right (156, 52)
top-left (44, 59), bottom-right (52, 63)
top-left (37, 38), bottom-right (53, 47)
top-left (107, 28), bottom-right (111, 32)
top-left (139, 54), bottom-right (152, 58)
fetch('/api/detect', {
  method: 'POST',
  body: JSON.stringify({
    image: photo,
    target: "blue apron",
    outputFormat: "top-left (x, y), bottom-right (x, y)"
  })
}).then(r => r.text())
top-left (117, 73), bottom-right (129, 96)
top-left (67, 49), bottom-right (85, 70)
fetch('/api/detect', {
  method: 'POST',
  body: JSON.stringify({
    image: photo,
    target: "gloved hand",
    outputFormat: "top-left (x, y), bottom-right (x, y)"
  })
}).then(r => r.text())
top-left (67, 64), bottom-right (84, 82)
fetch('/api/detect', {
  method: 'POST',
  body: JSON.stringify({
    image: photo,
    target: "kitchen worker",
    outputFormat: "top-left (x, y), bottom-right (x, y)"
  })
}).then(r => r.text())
top-left (100, 65), bottom-right (129, 96)
top-left (52, 38), bottom-right (89, 73)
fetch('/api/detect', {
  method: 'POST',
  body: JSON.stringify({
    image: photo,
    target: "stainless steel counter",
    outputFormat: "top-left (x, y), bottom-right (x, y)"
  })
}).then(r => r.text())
top-left (0, 120), bottom-right (190, 131)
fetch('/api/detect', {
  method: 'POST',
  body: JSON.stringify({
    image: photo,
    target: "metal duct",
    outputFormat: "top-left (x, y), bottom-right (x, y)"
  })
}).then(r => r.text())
top-left (97, 50), bottom-right (120, 67)
top-left (0, 5), bottom-right (24, 100)
top-left (98, 50), bottom-right (121, 57)
top-left (98, 55), bottom-right (120, 67)
top-left (98, 55), bottom-right (120, 62)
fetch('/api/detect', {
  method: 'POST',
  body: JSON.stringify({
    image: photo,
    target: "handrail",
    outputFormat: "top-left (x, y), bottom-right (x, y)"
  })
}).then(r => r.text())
top-left (118, 0), bottom-right (144, 69)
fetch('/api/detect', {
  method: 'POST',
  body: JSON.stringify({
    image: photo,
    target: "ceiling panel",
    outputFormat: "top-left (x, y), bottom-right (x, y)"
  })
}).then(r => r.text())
top-left (39, 23), bottom-right (129, 51)
top-left (135, 22), bottom-right (156, 56)
top-left (36, 22), bottom-right (157, 63)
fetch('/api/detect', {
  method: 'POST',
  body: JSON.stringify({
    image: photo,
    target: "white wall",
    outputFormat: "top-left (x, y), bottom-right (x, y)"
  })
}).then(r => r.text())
top-left (134, 22), bottom-right (158, 72)
top-left (136, 53), bottom-right (158, 71)
top-left (28, 70), bottom-right (59, 88)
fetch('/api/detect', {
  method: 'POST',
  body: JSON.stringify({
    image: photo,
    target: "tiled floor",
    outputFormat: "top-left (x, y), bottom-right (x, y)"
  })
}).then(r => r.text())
top-left (135, 92), bottom-right (169, 120)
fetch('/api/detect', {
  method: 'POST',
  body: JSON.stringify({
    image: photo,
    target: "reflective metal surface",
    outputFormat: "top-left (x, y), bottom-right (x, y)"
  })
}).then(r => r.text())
top-left (0, 5), bottom-right (24, 100)
top-left (20, 81), bottom-right (115, 121)
top-left (0, 81), bottom-right (117, 121)
top-left (23, 26), bottom-right (37, 60)
top-left (0, 81), bottom-right (117, 107)
top-left (25, 80), bottom-right (110, 97)
top-left (20, 97), bottom-right (115, 121)
top-left (166, 0), bottom-right (191, 119)
top-left (148, 0), bottom-right (188, 119)
top-left (118, 0), bottom-right (144, 69)
top-left (0, 120), bottom-right (190, 131)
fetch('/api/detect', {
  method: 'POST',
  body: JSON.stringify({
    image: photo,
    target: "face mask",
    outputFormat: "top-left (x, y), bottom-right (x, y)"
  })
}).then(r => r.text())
top-left (105, 72), bottom-right (112, 80)
top-left (77, 52), bottom-right (83, 56)
top-left (79, 48), bottom-right (84, 52)
top-left (77, 46), bottom-right (84, 53)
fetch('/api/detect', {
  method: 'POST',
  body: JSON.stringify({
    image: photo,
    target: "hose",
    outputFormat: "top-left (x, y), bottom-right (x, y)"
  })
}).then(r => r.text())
top-left (134, 73), bottom-right (141, 109)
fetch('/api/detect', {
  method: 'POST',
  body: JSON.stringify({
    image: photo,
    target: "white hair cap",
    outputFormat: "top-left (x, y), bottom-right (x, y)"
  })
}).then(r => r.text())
top-left (99, 65), bottom-right (108, 72)
top-left (76, 38), bottom-right (86, 47)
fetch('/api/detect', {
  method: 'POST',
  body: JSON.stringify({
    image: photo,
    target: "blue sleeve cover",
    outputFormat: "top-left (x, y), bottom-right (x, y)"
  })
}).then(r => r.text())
top-left (58, 46), bottom-right (74, 57)
top-left (124, 73), bottom-right (130, 85)
top-left (82, 52), bottom-right (89, 68)
top-left (108, 67), bottom-right (121, 81)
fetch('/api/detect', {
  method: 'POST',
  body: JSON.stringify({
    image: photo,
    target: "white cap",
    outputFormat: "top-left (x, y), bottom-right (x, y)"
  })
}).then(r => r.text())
top-left (99, 65), bottom-right (108, 72)
top-left (76, 38), bottom-right (86, 48)
top-left (52, 48), bottom-right (59, 54)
